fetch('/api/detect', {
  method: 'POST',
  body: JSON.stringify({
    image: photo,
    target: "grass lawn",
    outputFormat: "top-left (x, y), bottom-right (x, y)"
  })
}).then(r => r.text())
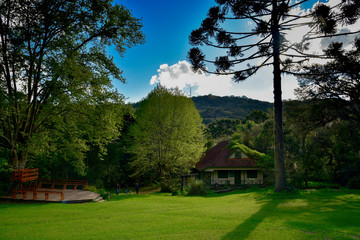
top-left (0, 188), bottom-right (359, 240)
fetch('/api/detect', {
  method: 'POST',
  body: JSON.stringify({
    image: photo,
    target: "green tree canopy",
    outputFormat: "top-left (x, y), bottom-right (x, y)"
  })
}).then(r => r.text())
top-left (129, 85), bottom-right (205, 184)
top-left (0, 0), bottom-right (144, 169)
top-left (296, 39), bottom-right (360, 124)
top-left (284, 100), bottom-right (360, 187)
top-left (29, 102), bottom-right (132, 178)
top-left (206, 119), bottom-right (241, 140)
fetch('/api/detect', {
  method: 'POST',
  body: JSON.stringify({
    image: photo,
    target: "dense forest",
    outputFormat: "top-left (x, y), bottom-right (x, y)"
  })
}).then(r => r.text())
top-left (192, 95), bottom-right (273, 124)
top-left (2, 93), bottom-right (359, 193)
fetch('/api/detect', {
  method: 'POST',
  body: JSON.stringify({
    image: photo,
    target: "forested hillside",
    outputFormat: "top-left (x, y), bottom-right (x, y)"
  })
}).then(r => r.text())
top-left (191, 95), bottom-right (273, 124)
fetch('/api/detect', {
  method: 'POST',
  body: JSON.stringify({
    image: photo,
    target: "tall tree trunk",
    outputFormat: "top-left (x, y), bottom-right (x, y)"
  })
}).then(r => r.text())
top-left (272, 1), bottom-right (286, 192)
top-left (11, 147), bottom-right (28, 170)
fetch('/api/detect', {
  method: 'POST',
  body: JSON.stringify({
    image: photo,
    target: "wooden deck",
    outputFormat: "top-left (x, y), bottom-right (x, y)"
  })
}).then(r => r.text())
top-left (2, 188), bottom-right (101, 203)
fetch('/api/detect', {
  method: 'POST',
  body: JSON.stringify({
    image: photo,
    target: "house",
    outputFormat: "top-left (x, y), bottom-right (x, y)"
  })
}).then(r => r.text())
top-left (195, 141), bottom-right (263, 186)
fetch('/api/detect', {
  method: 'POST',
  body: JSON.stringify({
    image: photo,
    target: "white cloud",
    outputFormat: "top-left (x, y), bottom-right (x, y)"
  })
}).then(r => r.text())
top-left (149, 60), bottom-right (298, 102)
top-left (285, 0), bottom-right (360, 54)
top-left (150, 60), bottom-right (235, 96)
top-left (320, 28), bottom-right (360, 49)
top-left (149, 0), bottom-right (359, 103)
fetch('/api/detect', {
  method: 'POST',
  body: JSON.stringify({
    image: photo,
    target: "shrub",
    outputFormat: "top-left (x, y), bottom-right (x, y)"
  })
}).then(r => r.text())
top-left (87, 185), bottom-right (108, 200)
top-left (284, 184), bottom-right (298, 193)
top-left (187, 178), bottom-right (208, 196)
top-left (160, 178), bottom-right (179, 193)
top-left (288, 176), bottom-right (303, 188)
top-left (347, 176), bottom-right (360, 189)
top-left (98, 188), bottom-right (108, 200)
top-left (87, 185), bottom-right (97, 193)
top-left (171, 190), bottom-right (185, 196)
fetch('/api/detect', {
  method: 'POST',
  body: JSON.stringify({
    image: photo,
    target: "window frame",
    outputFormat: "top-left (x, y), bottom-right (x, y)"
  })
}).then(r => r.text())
top-left (218, 170), bottom-right (229, 179)
top-left (247, 170), bottom-right (258, 179)
top-left (235, 152), bottom-right (242, 158)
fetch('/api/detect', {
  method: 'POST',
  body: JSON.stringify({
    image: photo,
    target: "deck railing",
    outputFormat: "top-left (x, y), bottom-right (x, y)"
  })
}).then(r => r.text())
top-left (210, 179), bottom-right (263, 185)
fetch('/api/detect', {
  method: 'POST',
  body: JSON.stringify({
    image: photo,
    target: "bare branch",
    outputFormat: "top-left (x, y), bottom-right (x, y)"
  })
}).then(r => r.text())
top-left (304, 29), bottom-right (360, 40)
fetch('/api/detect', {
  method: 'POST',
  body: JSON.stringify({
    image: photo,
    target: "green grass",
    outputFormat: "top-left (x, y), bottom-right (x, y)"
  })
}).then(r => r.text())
top-left (306, 181), bottom-right (340, 188)
top-left (1, 188), bottom-right (360, 239)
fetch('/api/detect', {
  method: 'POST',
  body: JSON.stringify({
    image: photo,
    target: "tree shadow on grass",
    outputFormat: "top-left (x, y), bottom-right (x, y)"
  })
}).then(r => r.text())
top-left (203, 187), bottom-right (273, 198)
top-left (222, 189), bottom-right (360, 239)
top-left (222, 198), bottom-right (280, 239)
top-left (220, 190), bottom-right (307, 239)
top-left (283, 192), bottom-right (360, 238)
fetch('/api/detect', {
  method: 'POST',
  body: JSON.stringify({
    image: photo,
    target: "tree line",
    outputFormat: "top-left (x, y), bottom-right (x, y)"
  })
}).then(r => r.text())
top-left (192, 95), bottom-right (273, 124)
top-left (228, 101), bottom-right (360, 189)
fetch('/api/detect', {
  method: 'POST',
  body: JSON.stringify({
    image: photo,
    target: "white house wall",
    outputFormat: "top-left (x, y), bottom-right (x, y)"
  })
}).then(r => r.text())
top-left (208, 169), bottom-right (263, 185)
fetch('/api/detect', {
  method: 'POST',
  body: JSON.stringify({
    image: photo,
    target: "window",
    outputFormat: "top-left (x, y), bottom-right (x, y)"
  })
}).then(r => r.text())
top-left (229, 170), bottom-right (235, 177)
top-left (247, 170), bottom-right (257, 178)
top-left (218, 170), bottom-right (228, 178)
top-left (235, 152), bottom-right (242, 158)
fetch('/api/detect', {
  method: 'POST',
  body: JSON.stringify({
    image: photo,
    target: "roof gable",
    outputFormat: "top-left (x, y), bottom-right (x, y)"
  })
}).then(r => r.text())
top-left (195, 141), bottom-right (258, 171)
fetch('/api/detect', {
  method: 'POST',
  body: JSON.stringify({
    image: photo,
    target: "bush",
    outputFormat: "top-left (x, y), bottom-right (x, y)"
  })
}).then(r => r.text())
top-left (187, 178), bottom-right (208, 196)
top-left (98, 188), bottom-right (109, 200)
top-left (160, 183), bottom-right (173, 193)
top-left (347, 176), bottom-right (360, 189)
top-left (171, 190), bottom-right (185, 196)
top-left (87, 185), bottom-right (97, 193)
top-left (288, 176), bottom-right (303, 189)
top-left (284, 184), bottom-right (298, 193)
top-left (160, 178), bottom-right (179, 193)
top-left (87, 185), bottom-right (108, 200)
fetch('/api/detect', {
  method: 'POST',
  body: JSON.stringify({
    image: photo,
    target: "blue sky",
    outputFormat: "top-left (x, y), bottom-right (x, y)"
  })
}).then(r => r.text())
top-left (113, 0), bottom-right (215, 103)
top-left (110, 0), bottom-right (344, 103)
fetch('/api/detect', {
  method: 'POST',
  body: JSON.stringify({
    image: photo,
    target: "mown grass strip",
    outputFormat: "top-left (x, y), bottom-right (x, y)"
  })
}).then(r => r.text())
top-left (0, 188), bottom-right (359, 239)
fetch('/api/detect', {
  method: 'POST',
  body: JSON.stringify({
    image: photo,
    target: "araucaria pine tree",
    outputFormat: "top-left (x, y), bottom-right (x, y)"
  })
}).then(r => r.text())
top-left (188, 0), bottom-right (360, 191)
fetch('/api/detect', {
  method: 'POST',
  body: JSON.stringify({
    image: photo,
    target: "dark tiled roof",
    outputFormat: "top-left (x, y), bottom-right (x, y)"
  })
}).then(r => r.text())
top-left (195, 141), bottom-right (258, 171)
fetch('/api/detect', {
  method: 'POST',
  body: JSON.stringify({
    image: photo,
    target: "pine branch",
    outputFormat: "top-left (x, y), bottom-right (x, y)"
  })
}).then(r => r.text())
top-left (304, 29), bottom-right (360, 40)
top-left (285, 46), bottom-right (329, 59)
top-left (280, 22), bottom-right (313, 29)
top-left (198, 62), bottom-right (273, 76)
top-left (214, 28), bottom-right (259, 36)
top-left (282, 70), bottom-right (343, 76)
top-left (223, 12), bottom-right (271, 20)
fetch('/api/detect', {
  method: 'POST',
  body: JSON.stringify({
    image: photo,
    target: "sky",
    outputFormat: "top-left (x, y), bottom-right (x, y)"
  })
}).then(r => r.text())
top-left (111, 0), bottom-right (359, 103)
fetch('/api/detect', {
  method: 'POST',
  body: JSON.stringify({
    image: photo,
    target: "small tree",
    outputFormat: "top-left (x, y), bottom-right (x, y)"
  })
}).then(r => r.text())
top-left (129, 85), bottom-right (205, 186)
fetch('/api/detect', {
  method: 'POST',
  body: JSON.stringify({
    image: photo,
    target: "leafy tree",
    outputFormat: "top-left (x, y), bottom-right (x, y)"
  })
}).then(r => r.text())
top-left (233, 120), bottom-right (256, 147)
top-left (296, 39), bottom-right (360, 124)
top-left (188, 0), bottom-right (359, 191)
top-left (284, 100), bottom-right (360, 187)
top-left (232, 117), bottom-right (273, 156)
top-left (129, 85), bottom-right (205, 186)
top-left (206, 118), bottom-right (241, 140)
top-left (252, 119), bottom-right (274, 156)
top-left (284, 101), bottom-right (328, 187)
top-left (85, 108), bottom-right (136, 188)
top-left (0, 0), bottom-right (144, 169)
top-left (303, 121), bottom-right (359, 186)
top-left (242, 110), bottom-right (270, 124)
top-left (30, 102), bottom-right (131, 180)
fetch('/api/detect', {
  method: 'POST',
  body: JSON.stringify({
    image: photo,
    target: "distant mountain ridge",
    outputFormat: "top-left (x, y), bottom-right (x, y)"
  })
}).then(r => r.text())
top-left (191, 95), bottom-right (273, 124)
